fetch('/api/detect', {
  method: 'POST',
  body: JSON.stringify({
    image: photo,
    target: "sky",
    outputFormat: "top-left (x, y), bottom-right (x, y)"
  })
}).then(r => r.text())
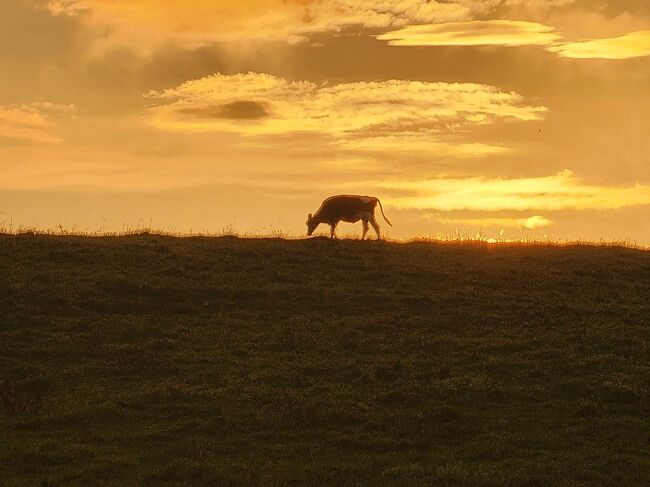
top-left (1, 0), bottom-right (649, 242)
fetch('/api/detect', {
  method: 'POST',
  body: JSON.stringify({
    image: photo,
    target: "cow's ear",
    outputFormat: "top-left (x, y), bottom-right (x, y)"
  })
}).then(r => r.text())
top-left (308, 213), bottom-right (312, 219)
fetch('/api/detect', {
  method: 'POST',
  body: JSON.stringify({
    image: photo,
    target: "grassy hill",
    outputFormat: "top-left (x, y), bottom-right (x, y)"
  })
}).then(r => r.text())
top-left (1, 234), bottom-right (648, 486)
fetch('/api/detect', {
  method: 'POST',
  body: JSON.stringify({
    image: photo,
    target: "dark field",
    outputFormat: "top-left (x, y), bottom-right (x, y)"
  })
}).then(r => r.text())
top-left (1, 234), bottom-right (648, 486)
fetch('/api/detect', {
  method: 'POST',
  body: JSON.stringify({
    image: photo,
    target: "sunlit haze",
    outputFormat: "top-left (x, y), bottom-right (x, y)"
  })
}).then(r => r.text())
top-left (2, 0), bottom-right (649, 242)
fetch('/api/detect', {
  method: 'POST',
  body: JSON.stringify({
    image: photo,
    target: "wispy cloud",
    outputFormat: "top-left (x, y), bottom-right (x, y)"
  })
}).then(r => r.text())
top-left (0, 103), bottom-right (75, 144)
top-left (339, 136), bottom-right (510, 157)
top-left (45, 0), bottom-right (650, 65)
top-left (47, 0), bottom-right (473, 47)
top-left (548, 30), bottom-right (650, 59)
top-left (376, 20), bottom-right (561, 47)
top-left (437, 215), bottom-right (553, 230)
top-left (147, 72), bottom-right (545, 156)
top-left (378, 170), bottom-right (650, 211)
top-left (376, 21), bottom-right (650, 61)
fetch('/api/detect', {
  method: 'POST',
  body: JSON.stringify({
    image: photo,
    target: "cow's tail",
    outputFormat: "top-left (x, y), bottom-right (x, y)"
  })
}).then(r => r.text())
top-left (375, 198), bottom-right (392, 226)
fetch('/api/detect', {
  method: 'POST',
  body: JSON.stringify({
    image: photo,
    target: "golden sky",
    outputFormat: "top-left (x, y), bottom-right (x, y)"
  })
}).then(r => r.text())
top-left (1, 0), bottom-right (649, 242)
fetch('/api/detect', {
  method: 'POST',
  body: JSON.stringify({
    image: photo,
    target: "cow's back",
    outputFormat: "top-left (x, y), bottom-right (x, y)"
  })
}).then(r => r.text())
top-left (317, 195), bottom-right (376, 222)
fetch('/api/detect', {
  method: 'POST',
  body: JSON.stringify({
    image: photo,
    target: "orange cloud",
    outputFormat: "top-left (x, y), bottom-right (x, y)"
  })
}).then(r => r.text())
top-left (147, 72), bottom-right (545, 156)
top-left (437, 215), bottom-right (553, 230)
top-left (548, 30), bottom-right (650, 59)
top-left (377, 170), bottom-right (650, 211)
top-left (0, 103), bottom-right (74, 144)
top-left (376, 20), bottom-right (561, 47)
top-left (375, 19), bottom-right (650, 62)
top-left (47, 0), bottom-right (647, 65)
top-left (339, 136), bottom-right (510, 157)
top-left (520, 215), bottom-right (552, 229)
top-left (47, 0), bottom-right (472, 47)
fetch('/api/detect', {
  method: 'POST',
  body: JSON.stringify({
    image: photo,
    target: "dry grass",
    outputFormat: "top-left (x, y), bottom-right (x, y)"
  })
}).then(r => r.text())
top-left (0, 233), bottom-right (648, 486)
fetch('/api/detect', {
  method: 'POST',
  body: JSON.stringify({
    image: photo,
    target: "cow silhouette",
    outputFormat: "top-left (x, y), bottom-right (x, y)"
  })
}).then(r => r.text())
top-left (306, 195), bottom-right (392, 240)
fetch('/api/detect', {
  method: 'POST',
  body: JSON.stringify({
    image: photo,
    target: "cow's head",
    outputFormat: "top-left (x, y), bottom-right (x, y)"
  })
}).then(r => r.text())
top-left (306, 213), bottom-right (318, 236)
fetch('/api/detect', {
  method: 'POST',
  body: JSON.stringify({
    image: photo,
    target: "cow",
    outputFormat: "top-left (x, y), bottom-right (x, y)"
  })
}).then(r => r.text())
top-left (306, 195), bottom-right (392, 240)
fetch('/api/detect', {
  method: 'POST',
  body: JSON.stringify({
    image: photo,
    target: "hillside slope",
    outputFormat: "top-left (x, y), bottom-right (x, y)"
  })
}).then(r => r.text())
top-left (1, 235), bottom-right (648, 486)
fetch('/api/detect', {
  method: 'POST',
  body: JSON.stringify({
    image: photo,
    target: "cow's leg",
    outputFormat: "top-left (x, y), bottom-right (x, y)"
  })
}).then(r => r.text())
top-left (369, 215), bottom-right (381, 240)
top-left (362, 220), bottom-right (369, 240)
top-left (330, 223), bottom-right (337, 239)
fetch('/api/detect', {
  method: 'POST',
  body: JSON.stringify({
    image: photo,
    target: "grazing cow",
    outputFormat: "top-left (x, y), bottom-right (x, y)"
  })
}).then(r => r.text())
top-left (306, 195), bottom-right (392, 240)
